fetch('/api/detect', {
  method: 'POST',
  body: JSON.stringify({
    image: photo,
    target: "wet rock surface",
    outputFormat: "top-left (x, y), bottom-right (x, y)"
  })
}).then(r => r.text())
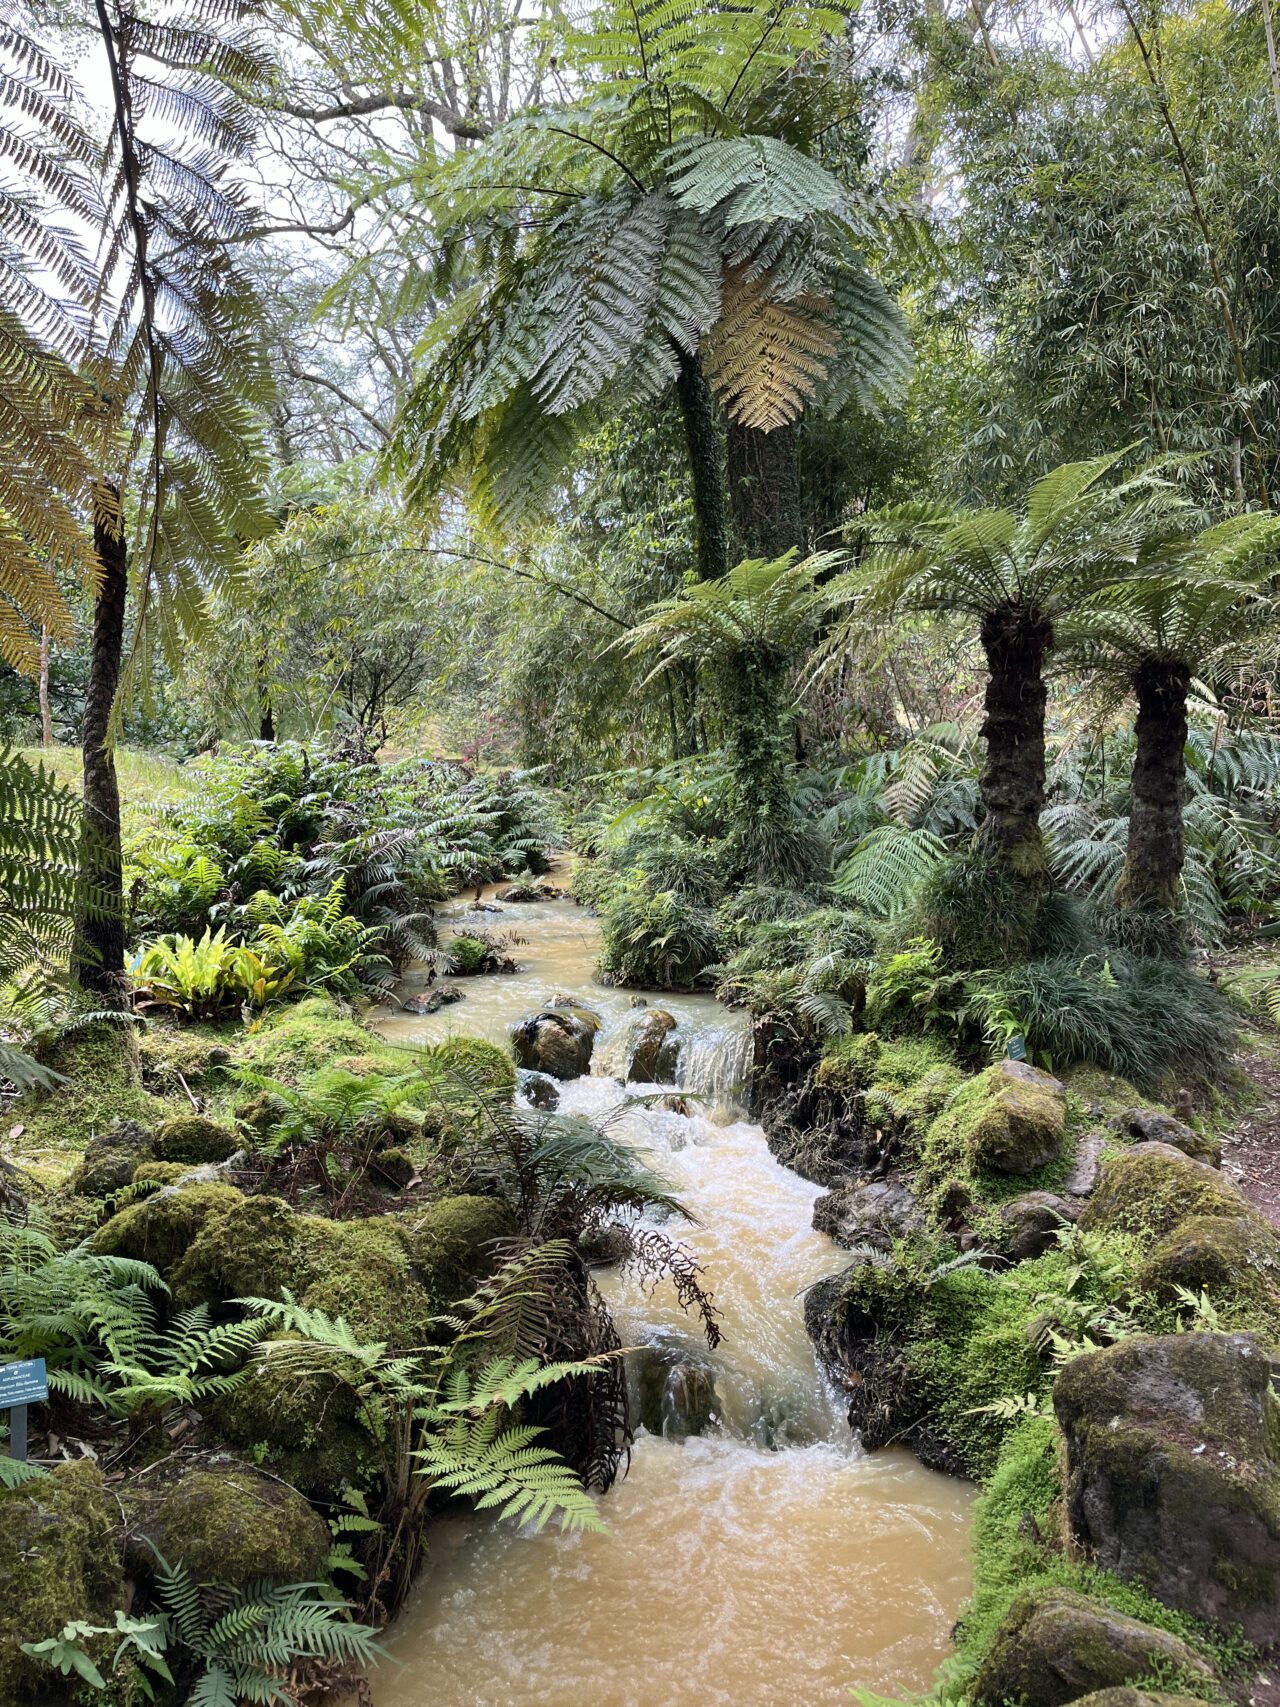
top-left (812, 1177), bottom-right (925, 1250)
top-left (1118, 1107), bottom-right (1222, 1166)
top-left (511, 1003), bottom-right (601, 1079)
top-left (1062, 1131), bottom-right (1106, 1197)
top-left (1054, 1331), bottom-right (1280, 1646)
top-left (972, 1586), bottom-right (1216, 1707)
top-left (968, 1060), bottom-right (1067, 1174)
top-left (517, 1067), bottom-right (560, 1109)
top-left (625, 1008), bottom-right (680, 1083)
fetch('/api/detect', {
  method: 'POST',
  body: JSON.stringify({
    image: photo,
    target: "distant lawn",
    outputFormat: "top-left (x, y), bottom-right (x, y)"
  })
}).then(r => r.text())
top-left (20, 743), bottom-right (198, 809)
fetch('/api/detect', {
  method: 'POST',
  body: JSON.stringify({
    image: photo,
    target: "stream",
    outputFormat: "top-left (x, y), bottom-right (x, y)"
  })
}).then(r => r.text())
top-left (371, 882), bottom-right (974, 1706)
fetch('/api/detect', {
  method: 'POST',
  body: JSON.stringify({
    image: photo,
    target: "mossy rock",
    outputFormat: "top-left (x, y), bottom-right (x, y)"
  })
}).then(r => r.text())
top-left (296, 1215), bottom-right (435, 1348)
top-left (1137, 1214), bottom-right (1280, 1308)
top-left (238, 998), bottom-right (396, 1084)
top-left (813, 1032), bottom-right (883, 1096)
top-left (1120, 1109), bottom-right (1221, 1166)
top-left (121, 1461), bottom-right (329, 1592)
top-left (71, 1117), bottom-right (155, 1197)
top-left (90, 1181), bottom-right (243, 1271)
top-left (12, 1022), bottom-right (166, 1157)
top-left (393, 1193), bottom-right (515, 1299)
top-left (137, 1025), bottom-right (232, 1093)
top-left (170, 1193), bottom-right (299, 1307)
top-left (131, 1160), bottom-right (195, 1188)
top-left (0, 1461), bottom-right (123, 1706)
top-left (510, 1009), bottom-right (598, 1081)
top-left (207, 1345), bottom-right (369, 1497)
top-left (1080, 1142), bottom-right (1255, 1239)
top-left (972, 1586), bottom-right (1217, 1707)
top-left (967, 1062), bottom-right (1067, 1175)
top-left (153, 1114), bottom-right (238, 1164)
top-left (420, 1035), bottom-right (518, 1100)
top-left (1055, 1331), bottom-right (1280, 1646)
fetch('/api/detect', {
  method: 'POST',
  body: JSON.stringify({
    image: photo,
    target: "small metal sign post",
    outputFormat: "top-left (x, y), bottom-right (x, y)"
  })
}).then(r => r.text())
top-left (0, 1359), bottom-right (47, 1462)
top-left (1006, 1034), bottom-right (1028, 1063)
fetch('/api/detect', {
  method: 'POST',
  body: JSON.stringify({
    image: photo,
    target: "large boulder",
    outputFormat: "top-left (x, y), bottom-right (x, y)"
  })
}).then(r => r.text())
top-left (1136, 1214), bottom-right (1280, 1304)
top-left (967, 1060), bottom-right (1066, 1175)
top-left (1079, 1142), bottom-right (1254, 1239)
top-left (0, 1462), bottom-right (123, 1705)
top-left (1054, 1332), bottom-right (1280, 1646)
top-left (208, 1347), bottom-right (368, 1497)
top-left (121, 1461), bottom-right (329, 1592)
top-left (812, 1178), bottom-right (925, 1251)
top-left (971, 1586), bottom-right (1216, 1707)
top-left (1119, 1108), bottom-right (1221, 1166)
top-left (511, 1006), bottom-right (599, 1080)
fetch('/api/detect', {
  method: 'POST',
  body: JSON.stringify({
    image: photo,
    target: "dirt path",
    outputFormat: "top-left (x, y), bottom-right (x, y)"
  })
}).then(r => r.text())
top-left (1223, 1046), bottom-right (1280, 1231)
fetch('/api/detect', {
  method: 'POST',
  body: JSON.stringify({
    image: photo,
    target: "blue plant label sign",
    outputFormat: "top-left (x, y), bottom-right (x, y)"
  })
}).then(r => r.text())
top-left (0, 1359), bottom-right (47, 1407)
top-left (1006, 1034), bottom-right (1027, 1062)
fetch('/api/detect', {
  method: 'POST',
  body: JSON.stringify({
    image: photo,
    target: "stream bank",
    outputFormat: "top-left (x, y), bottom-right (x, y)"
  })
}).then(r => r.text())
top-left (372, 886), bottom-right (974, 1706)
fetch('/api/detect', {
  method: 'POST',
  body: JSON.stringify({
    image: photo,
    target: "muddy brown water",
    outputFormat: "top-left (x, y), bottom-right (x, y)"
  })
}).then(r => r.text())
top-left (371, 881), bottom-right (974, 1707)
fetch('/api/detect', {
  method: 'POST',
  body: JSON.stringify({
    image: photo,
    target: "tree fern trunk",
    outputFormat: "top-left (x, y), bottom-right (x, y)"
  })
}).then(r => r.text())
top-left (1117, 656), bottom-right (1190, 921)
top-left (675, 353), bottom-right (728, 581)
top-left (727, 419), bottom-right (801, 561)
top-left (71, 486), bottom-right (127, 1001)
top-left (978, 604), bottom-right (1051, 883)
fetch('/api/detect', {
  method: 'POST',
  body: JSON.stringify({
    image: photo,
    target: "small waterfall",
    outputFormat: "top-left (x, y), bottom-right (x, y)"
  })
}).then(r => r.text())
top-left (675, 1019), bottom-right (752, 1119)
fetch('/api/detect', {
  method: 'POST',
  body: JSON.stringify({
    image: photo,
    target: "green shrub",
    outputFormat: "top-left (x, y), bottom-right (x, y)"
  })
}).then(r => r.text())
top-left (598, 875), bottom-right (721, 989)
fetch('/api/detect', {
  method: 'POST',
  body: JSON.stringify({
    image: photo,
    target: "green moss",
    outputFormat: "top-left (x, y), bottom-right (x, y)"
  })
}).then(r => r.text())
top-left (121, 1464), bottom-right (329, 1592)
top-left (296, 1215), bottom-right (435, 1348)
top-left (813, 1032), bottom-right (882, 1095)
top-left (420, 1035), bottom-right (518, 1100)
top-left (394, 1194), bottom-right (515, 1298)
top-left (170, 1193), bottom-right (299, 1307)
top-left (132, 1160), bottom-right (195, 1187)
top-left (207, 1343), bottom-right (370, 1496)
top-left (0, 1461), bottom-right (123, 1705)
top-left (1059, 1064), bottom-right (1153, 1119)
top-left (89, 1181), bottom-right (242, 1270)
top-left (239, 998), bottom-right (397, 1083)
top-left (1080, 1147), bottom-right (1256, 1240)
top-left (1138, 1216), bottom-right (1280, 1322)
top-left (153, 1113), bottom-right (238, 1163)
top-left (137, 1023), bottom-right (234, 1093)
top-left (12, 1023), bottom-right (169, 1157)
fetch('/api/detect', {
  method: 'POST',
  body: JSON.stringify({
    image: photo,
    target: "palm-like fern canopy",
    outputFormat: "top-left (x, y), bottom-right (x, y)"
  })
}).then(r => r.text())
top-left (622, 547), bottom-right (841, 676)
top-left (387, 0), bottom-right (915, 534)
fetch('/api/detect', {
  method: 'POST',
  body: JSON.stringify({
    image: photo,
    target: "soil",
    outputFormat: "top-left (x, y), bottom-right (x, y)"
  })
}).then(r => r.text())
top-left (1224, 1043), bottom-right (1280, 1231)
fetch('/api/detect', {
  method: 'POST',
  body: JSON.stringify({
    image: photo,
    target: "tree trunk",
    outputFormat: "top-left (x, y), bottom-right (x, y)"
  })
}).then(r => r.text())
top-left (1116, 656), bottom-right (1190, 917)
top-left (71, 486), bottom-right (128, 1001)
top-left (727, 419), bottom-right (801, 561)
top-left (977, 604), bottom-right (1052, 882)
top-left (674, 353), bottom-right (728, 581)
top-left (38, 624), bottom-right (53, 747)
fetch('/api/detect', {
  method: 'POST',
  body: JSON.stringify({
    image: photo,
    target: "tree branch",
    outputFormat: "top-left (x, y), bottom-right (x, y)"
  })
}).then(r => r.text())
top-left (274, 91), bottom-right (491, 141)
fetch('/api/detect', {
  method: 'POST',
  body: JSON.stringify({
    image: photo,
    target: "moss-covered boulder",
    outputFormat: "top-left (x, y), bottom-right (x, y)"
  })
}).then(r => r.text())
top-left (393, 1194), bottom-right (514, 1299)
top-left (511, 1007), bottom-right (599, 1080)
top-left (421, 1034), bottom-right (518, 1100)
top-left (72, 1118), bottom-right (155, 1197)
top-left (170, 1192), bottom-right (298, 1307)
top-left (1137, 1213), bottom-right (1280, 1306)
top-left (971, 1586), bottom-right (1216, 1707)
top-left (1119, 1109), bottom-right (1221, 1166)
top-left (1055, 1332), bottom-right (1280, 1646)
top-left (153, 1114), bottom-right (238, 1164)
top-left (623, 1009), bottom-right (679, 1083)
top-left (90, 1181), bottom-right (242, 1270)
top-left (1080, 1142), bottom-right (1254, 1239)
top-left (121, 1462), bottom-right (328, 1592)
top-left (207, 1346), bottom-right (369, 1497)
top-left (967, 1061), bottom-right (1067, 1175)
top-left (296, 1216), bottom-right (435, 1346)
top-left (0, 1462), bottom-right (123, 1705)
